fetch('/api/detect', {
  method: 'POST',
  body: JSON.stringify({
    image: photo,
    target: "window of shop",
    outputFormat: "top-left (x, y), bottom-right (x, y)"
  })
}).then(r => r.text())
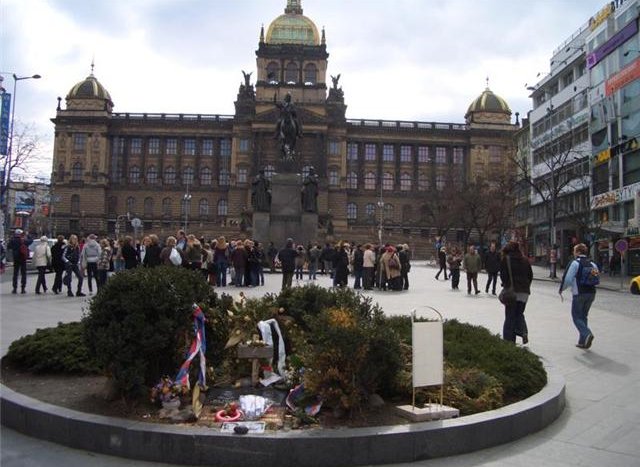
top-left (623, 150), bottom-right (640, 185)
top-left (592, 163), bottom-right (609, 195)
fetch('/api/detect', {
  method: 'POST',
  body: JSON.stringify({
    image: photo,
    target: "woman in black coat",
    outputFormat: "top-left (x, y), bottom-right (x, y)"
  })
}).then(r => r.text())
top-left (121, 236), bottom-right (139, 270)
top-left (499, 241), bottom-right (533, 344)
top-left (333, 243), bottom-right (350, 287)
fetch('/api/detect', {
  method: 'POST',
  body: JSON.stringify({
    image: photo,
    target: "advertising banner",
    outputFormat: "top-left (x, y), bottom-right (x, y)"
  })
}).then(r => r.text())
top-left (0, 92), bottom-right (10, 156)
top-left (14, 191), bottom-right (35, 212)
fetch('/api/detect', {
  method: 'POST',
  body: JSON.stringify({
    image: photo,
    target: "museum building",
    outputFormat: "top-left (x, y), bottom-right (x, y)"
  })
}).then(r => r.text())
top-left (50, 0), bottom-right (519, 252)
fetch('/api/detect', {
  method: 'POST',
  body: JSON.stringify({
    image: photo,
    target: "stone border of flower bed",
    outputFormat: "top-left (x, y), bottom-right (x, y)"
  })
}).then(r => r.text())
top-left (0, 363), bottom-right (564, 467)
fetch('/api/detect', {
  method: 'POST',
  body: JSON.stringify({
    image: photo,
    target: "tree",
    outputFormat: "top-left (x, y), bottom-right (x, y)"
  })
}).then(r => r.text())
top-left (420, 183), bottom-right (462, 245)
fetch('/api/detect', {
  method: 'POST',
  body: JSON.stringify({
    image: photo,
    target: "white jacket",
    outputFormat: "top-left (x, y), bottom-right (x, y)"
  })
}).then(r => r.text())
top-left (33, 243), bottom-right (51, 267)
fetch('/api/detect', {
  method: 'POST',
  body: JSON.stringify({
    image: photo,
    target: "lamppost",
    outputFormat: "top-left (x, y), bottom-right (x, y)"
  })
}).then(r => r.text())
top-left (1, 72), bottom-right (41, 237)
top-left (183, 181), bottom-right (192, 234)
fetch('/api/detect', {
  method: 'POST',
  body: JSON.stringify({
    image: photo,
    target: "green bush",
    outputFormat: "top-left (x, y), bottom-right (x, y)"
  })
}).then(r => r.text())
top-left (4, 321), bottom-right (100, 374)
top-left (83, 266), bottom-right (213, 399)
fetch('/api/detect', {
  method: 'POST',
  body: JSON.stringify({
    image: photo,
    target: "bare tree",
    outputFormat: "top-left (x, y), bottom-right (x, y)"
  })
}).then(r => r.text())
top-left (1, 121), bottom-right (44, 201)
top-left (421, 183), bottom-right (462, 244)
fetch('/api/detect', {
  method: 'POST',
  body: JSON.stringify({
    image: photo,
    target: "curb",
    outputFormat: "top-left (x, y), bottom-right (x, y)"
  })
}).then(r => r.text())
top-left (1, 365), bottom-right (565, 466)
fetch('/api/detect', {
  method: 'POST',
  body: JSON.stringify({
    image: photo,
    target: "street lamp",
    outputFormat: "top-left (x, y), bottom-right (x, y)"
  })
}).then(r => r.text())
top-left (1, 72), bottom-right (41, 236)
top-left (183, 182), bottom-right (192, 233)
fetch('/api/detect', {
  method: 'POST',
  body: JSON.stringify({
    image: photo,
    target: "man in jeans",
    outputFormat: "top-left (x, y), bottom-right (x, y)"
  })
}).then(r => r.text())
top-left (81, 234), bottom-right (102, 293)
top-left (463, 245), bottom-right (482, 295)
top-left (559, 243), bottom-right (598, 349)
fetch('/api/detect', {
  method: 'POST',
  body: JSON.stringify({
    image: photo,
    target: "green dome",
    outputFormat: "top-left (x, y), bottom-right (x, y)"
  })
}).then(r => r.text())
top-left (66, 74), bottom-right (112, 101)
top-left (266, 1), bottom-right (320, 46)
top-left (466, 88), bottom-right (511, 116)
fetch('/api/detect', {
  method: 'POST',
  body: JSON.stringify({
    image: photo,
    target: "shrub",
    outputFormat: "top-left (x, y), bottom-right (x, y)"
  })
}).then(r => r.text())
top-left (83, 266), bottom-right (213, 399)
top-left (4, 321), bottom-right (100, 374)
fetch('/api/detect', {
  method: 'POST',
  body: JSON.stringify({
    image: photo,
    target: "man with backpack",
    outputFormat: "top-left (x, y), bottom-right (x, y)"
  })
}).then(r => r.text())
top-left (8, 229), bottom-right (32, 294)
top-left (559, 243), bottom-right (600, 349)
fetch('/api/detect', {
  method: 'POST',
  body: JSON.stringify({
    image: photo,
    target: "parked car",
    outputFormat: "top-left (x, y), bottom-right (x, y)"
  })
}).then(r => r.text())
top-left (631, 275), bottom-right (640, 295)
top-left (26, 239), bottom-right (57, 272)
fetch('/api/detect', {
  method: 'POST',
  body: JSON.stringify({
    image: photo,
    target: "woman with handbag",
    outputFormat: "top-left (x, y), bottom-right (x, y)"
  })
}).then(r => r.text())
top-left (499, 241), bottom-right (533, 344)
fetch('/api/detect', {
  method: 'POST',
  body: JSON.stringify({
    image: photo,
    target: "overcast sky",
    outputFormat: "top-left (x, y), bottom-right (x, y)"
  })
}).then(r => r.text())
top-left (2, 0), bottom-right (606, 179)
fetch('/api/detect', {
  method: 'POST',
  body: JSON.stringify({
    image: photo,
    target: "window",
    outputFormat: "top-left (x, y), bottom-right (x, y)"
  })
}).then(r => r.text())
top-left (400, 173), bottom-right (412, 191)
top-left (70, 194), bottom-right (80, 214)
top-left (418, 172), bottom-right (429, 191)
top-left (107, 196), bottom-right (117, 215)
top-left (238, 138), bottom-right (250, 153)
top-left (148, 138), bottom-right (160, 154)
top-left (166, 139), bottom-right (177, 155)
top-left (182, 166), bottom-right (194, 185)
top-left (382, 172), bottom-right (394, 191)
top-left (592, 163), bottom-right (609, 195)
top-left (453, 147), bottom-right (464, 164)
top-left (623, 150), bottom-right (640, 186)
top-left (115, 138), bottom-right (125, 155)
top-left (72, 162), bottom-right (82, 181)
top-left (184, 139), bottom-right (196, 156)
top-left (144, 197), bottom-right (153, 217)
top-left (219, 169), bottom-right (230, 186)
top-left (436, 147), bottom-right (446, 164)
top-left (164, 166), bottom-right (176, 185)
top-left (199, 198), bottom-right (209, 217)
top-left (346, 202), bottom-right (357, 220)
top-left (364, 172), bottom-right (376, 190)
top-left (329, 169), bottom-right (339, 187)
top-left (365, 144), bottom-right (376, 161)
top-left (73, 134), bottom-right (86, 152)
top-left (347, 171), bottom-right (358, 189)
top-left (238, 167), bottom-right (248, 184)
top-left (365, 203), bottom-right (376, 218)
top-left (489, 146), bottom-right (502, 163)
top-left (285, 62), bottom-right (298, 84)
top-left (129, 166), bottom-right (140, 184)
top-left (202, 139), bottom-right (214, 156)
top-left (383, 145), bottom-right (394, 162)
top-left (329, 140), bottom-right (341, 156)
top-left (57, 163), bottom-right (65, 181)
top-left (400, 145), bottom-right (412, 163)
top-left (220, 139), bottom-right (231, 157)
top-left (162, 197), bottom-right (172, 216)
top-left (347, 143), bottom-right (358, 160)
top-left (180, 197), bottom-right (191, 216)
top-left (147, 166), bottom-right (158, 185)
top-left (418, 146), bottom-right (430, 163)
top-left (130, 138), bottom-right (142, 154)
top-left (267, 62), bottom-right (279, 83)
top-left (304, 63), bottom-right (317, 84)
top-left (383, 203), bottom-right (394, 221)
top-left (436, 174), bottom-right (445, 190)
top-left (217, 199), bottom-right (228, 216)
top-left (264, 165), bottom-right (275, 180)
top-left (126, 196), bottom-right (135, 213)
top-left (200, 167), bottom-right (212, 186)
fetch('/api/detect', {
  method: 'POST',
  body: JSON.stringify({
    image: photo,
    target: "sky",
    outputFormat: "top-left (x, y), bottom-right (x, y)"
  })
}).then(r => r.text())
top-left (1, 0), bottom-right (607, 180)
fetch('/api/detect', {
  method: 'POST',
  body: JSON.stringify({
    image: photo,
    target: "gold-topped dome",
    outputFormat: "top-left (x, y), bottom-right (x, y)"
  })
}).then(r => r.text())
top-left (466, 87), bottom-right (511, 117)
top-left (265, 0), bottom-right (320, 46)
top-left (66, 74), bottom-right (112, 102)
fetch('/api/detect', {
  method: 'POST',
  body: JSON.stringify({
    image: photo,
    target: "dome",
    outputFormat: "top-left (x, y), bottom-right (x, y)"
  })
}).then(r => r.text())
top-left (466, 87), bottom-right (511, 117)
top-left (265, 0), bottom-right (320, 46)
top-left (66, 74), bottom-right (112, 102)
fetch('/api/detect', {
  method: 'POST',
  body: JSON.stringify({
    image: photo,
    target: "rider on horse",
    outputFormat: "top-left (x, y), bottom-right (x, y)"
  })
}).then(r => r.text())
top-left (275, 93), bottom-right (302, 159)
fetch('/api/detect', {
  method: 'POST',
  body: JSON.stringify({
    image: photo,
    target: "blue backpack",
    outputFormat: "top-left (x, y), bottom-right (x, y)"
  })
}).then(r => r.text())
top-left (576, 257), bottom-right (600, 291)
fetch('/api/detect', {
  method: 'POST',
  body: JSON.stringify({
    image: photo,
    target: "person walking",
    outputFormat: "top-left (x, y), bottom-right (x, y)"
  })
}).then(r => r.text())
top-left (463, 245), bottom-right (482, 295)
top-left (33, 236), bottom-right (52, 294)
top-left (352, 244), bottom-right (364, 289)
top-left (447, 247), bottom-right (462, 290)
top-left (435, 246), bottom-right (448, 280)
top-left (362, 244), bottom-right (375, 290)
top-left (8, 229), bottom-right (32, 294)
top-left (80, 234), bottom-right (101, 293)
top-left (277, 238), bottom-right (297, 290)
top-left (499, 242), bottom-right (533, 343)
top-left (399, 244), bottom-right (411, 290)
top-left (50, 235), bottom-right (66, 294)
top-left (96, 238), bottom-right (112, 290)
top-left (559, 243), bottom-right (600, 349)
top-left (484, 242), bottom-right (501, 295)
top-left (62, 234), bottom-right (85, 297)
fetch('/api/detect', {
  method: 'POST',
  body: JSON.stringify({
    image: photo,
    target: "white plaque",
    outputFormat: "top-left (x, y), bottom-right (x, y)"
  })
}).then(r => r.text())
top-left (412, 320), bottom-right (443, 388)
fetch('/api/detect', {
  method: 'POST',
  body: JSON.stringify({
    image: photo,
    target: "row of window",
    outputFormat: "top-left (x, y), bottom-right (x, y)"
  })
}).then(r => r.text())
top-left (592, 150), bottom-right (640, 195)
top-left (265, 61), bottom-right (318, 85)
top-left (345, 172), bottom-right (458, 191)
top-left (344, 202), bottom-right (435, 223)
top-left (69, 195), bottom-right (230, 217)
top-left (107, 137), bottom-right (237, 156)
top-left (345, 143), bottom-right (465, 164)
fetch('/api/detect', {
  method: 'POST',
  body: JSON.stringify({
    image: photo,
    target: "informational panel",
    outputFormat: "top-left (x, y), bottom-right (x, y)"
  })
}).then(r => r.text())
top-left (412, 320), bottom-right (443, 388)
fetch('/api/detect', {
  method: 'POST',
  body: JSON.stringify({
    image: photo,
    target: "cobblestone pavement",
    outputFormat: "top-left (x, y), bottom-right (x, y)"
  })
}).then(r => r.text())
top-left (1, 263), bottom-right (639, 467)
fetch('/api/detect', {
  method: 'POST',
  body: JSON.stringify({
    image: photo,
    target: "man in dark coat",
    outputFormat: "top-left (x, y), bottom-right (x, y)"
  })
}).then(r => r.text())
top-left (8, 229), bottom-right (32, 294)
top-left (484, 242), bottom-right (501, 295)
top-left (277, 238), bottom-right (297, 290)
top-left (50, 235), bottom-right (66, 294)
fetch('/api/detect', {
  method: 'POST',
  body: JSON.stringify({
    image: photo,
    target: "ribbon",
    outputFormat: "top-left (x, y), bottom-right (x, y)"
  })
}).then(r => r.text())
top-left (174, 304), bottom-right (207, 390)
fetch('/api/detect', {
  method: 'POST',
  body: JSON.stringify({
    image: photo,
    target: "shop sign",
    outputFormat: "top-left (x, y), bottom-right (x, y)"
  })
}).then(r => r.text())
top-left (629, 237), bottom-right (640, 248)
top-left (593, 147), bottom-right (611, 166)
top-left (610, 137), bottom-right (639, 159)
top-left (591, 182), bottom-right (640, 209)
top-left (589, 2), bottom-right (615, 30)
top-left (588, 18), bottom-right (638, 69)
top-left (605, 57), bottom-right (640, 96)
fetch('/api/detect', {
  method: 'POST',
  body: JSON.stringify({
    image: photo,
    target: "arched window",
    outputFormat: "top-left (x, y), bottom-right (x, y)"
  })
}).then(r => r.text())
top-left (199, 198), bottom-right (209, 217)
top-left (364, 172), bottom-right (376, 190)
top-left (182, 166), bottom-right (194, 185)
top-left (436, 174), bottom-right (445, 191)
top-left (144, 197), bottom-right (154, 217)
top-left (347, 171), bottom-right (358, 189)
top-left (418, 172), bottom-right (429, 191)
top-left (217, 199), bottom-right (228, 216)
top-left (200, 167), bottom-right (212, 186)
top-left (219, 169), bottom-right (230, 186)
top-left (365, 203), bottom-right (376, 219)
top-left (285, 62), bottom-right (298, 84)
top-left (126, 196), bottom-right (136, 213)
top-left (129, 165), bottom-right (140, 184)
top-left (71, 162), bottom-right (82, 181)
top-left (383, 203), bottom-right (394, 221)
top-left (402, 205), bottom-right (413, 223)
top-left (382, 172), bottom-right (394, 191)
top-left (304, 63), bottom-right (317, 85)
top-left (162, 197), bottom-right (172, 216)
top-left (400, 173), bottom-right (412, 191)
top-left (70, 194), bottom-right (80, 214)
top-left (346, 202), bottom-right (357, 221)
top-left (266, 62), bottom-right (279, 83)
top-left (328, 169), bottom-right (339, 187)
top-left (147, 165), bottom-right (158, 185)
top-left (264, 165), bottom-right (275, 180)
top-left (57, 163), bottom-right (65, 181)
top-left (164, 166), bottom-right (176, 185)
top-left (107, 196), bottom-right (117, 215)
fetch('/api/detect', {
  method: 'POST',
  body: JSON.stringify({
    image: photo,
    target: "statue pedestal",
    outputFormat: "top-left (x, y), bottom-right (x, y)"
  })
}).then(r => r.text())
top-left (252, 212), bottom-right (270, 244)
